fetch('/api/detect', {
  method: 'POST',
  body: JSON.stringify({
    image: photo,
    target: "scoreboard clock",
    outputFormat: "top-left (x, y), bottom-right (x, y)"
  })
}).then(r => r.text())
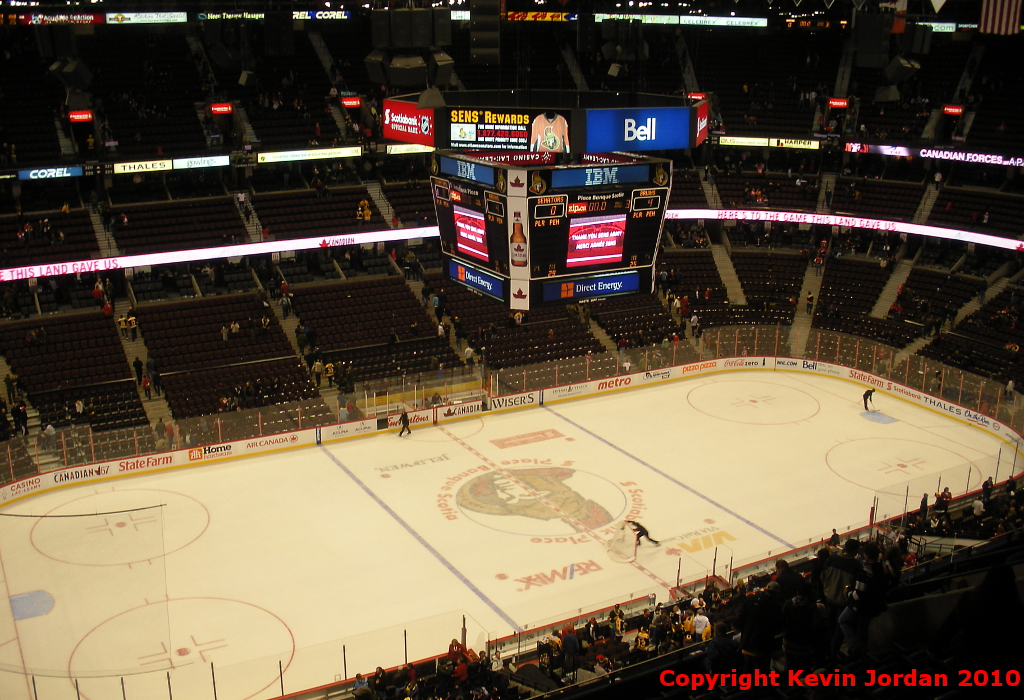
top-left (431, 152), bottom-right (671, 309)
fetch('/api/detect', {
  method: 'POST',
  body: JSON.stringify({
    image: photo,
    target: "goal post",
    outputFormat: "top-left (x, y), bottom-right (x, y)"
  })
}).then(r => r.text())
top-left (606, 523), bottom-right (636, 563)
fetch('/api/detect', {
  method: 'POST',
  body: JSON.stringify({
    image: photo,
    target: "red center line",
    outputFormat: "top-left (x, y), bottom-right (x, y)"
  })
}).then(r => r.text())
top-left (438, 426), bottom-right (674, 592)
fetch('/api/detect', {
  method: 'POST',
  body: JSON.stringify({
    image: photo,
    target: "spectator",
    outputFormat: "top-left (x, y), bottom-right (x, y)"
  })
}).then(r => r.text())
top-left (821, 539), bottom-right (860, 655)
top-left (838, 542), bottom-right (888, 657)
top-left (737, 581), bottom-right (784, 671)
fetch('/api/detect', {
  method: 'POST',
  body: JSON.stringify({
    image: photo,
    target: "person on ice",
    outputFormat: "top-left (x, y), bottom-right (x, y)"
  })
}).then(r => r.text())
top-left (862, 388), bottom-right (875, 411)
top-left (626, 519), bottom-right (660, 546)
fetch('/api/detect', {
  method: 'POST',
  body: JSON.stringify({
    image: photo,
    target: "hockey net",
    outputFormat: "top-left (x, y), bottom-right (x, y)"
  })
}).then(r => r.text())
top-left (606, 525), bottom-right (637, 563)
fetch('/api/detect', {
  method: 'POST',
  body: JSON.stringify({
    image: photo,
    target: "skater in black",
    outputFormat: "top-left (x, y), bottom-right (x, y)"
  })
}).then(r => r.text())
top-left (626, 520), bottom-right (659, 546)
top-left (398, 410), bottom-right (411, 437)
top-left (862, 388), bottom-right (875, 411)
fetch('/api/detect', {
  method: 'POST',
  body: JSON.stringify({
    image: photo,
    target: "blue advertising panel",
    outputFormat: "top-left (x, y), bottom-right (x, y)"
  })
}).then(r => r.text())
top-left (584, 107), bottom-right (691, 152)
top-left (448, 260), bottom-right (505, 301)
top-left (18, 166), bottom-right (84, 180)
top-left (549, 164), bottom-right (650, 189)
top-left (439, 156), bottom-right (496, 187)
top-left (542, 270), bottom-right (639, 302)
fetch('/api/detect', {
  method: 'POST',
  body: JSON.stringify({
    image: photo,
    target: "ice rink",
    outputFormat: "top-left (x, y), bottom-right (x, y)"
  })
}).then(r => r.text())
top-left (0, 369), bottom-right (1013, 700)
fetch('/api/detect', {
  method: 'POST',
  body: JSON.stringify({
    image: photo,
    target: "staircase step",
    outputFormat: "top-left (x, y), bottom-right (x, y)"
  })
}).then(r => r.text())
top-left (913, 185), bottom-right (940, 225)
top-left (53, 117), bottom-right (76, 158)
top-left (710, 245), bottom-right (748, 305)
top-left (112, 299), bottom-right (176, 427)
top-left (700, 179), bottom-right (722, 208)
top-left (89, 210), bottom-right (120, 258)
top-left (366, 181), bottom-right (396, 228)
top-left (792, 259), bottom-right (827, 357)
top-left (954, 278), bottom-right (1009, 327)
top-left (561, 45), bottom-right (589, 91)
top-left (817, 172), bottom-right (836, 214)
top-left (870, 259), bottom-right (914, 318)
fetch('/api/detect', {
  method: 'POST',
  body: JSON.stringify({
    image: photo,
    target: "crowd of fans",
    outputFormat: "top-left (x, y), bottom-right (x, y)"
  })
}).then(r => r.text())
top-left (886, 283), bottom-right (957, 337)
top-left (664, 221), bottom-right (709, 248)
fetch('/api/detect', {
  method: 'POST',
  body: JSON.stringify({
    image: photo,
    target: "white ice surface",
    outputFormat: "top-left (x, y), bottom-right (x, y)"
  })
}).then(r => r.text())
top-left (0, 371), bottom-right (1010, 700)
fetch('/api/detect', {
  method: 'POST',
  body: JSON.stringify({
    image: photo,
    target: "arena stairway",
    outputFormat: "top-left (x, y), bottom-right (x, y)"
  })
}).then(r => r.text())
top-left (53, 115), bottom-right (77, 158)
top-left (89, 208), bottom-right (120, 258)
top-left (236, 191), bottom-right (264, 244)
top-left (710, 245), bottom-right (748, 305)
top-left (266, 289), bottom-right (344, 418)
top-left (893, 278), bottom-right (1011, 366)
top-left (817, 171), bottom-right (836, 213)
top-left (587, 320), bottom-right (618, 355)
top-left (235, 105), bottom-right (260, 146)
top-left (953, 277), bottom-right (1009, 327)
top-left (366, 181), bottom-right (397, 227)
top-left (561, 45), bottom-right (588, 91)
top-left (913, 184), bottom-right (940, 224)
top-left (193, 102), bottom-right (216, 149)
top-left (113, 299), bottom-right (175, 432)
top-left (307, 32), bottom-right (353, 139)
top-left (0, 353), bottom-right (59, 473)
top-left (870, 259), bottom-right (914, 318)
top-left (792, 258), bottom-right (826, 357)
top-left (700, 177), bottom-right (722, 209)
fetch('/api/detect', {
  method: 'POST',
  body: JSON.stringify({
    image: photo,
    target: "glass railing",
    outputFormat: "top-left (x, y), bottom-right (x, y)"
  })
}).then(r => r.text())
top-left (1, 325), bottom-right (1021, 700)
top-left (1, 369), bottom-right (484, 480)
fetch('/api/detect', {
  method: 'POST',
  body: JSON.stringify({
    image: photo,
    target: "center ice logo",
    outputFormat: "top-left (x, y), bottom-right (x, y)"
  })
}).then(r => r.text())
top-left (456, 467), bottom-right (616, 533)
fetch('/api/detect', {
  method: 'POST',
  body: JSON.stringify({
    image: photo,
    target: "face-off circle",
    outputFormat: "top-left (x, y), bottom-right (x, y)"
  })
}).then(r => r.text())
top-left (456, 468), bottom-right (627, 537)
top-left (31, 489), bottom-right (210, 567)
top-left (826, 438), bottom-right (979, 492)
top-left (686, 380), bottom-right (820, 424)
top-left (69, 597), bottom-right (295, 700)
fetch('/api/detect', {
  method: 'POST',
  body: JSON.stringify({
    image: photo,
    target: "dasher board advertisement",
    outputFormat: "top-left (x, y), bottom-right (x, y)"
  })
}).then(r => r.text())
top-left (442, 108), bottom-right (572, 152)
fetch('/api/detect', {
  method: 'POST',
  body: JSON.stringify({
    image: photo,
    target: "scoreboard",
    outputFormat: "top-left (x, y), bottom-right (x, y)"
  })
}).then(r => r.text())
top-left (431, 152), bottom-right (671, 309)
top-left (433, 177), bottom-right (509, 279)
top-left (528, 188), bottom-right (667, 278)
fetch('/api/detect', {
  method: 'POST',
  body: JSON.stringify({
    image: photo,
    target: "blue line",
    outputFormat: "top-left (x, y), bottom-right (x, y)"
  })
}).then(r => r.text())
top-left (319, 446), bottom-right (522, 631)
top-left (543, 407), bottom-right (796, 550)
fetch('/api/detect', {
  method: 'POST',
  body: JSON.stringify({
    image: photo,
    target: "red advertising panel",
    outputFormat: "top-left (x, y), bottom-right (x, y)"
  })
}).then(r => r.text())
top-left (382, 99), bottom-right (435, 147)
top-left (68, 110), bottom-right (94, 122)
top-left (566, 214), bottom-right (627, 268)
top-left (692, 99), bottom-right (709, 148)
top-left (943, 104), bottom-right (964, 115)
top-left (828, 98), bottom-right (849, 109)
top-left (453, 205), bottom-right (489, 262)
top-left (210, 103), bottom-right (234, 115)
top-left (341, 96), bottom-right (363, 108)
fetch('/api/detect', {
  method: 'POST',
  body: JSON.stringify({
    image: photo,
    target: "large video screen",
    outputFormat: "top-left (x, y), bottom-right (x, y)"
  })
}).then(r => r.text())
top-left (442, 108), bottom-right (572, 152)
top-left (528, 187), bottom-right (667, 279)
top-left (566, 214), bottom-right (627, 268)
top-left (432, 176), bottom-right (510, 276)
top-left (453, 205), bottom-right (489, 262)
